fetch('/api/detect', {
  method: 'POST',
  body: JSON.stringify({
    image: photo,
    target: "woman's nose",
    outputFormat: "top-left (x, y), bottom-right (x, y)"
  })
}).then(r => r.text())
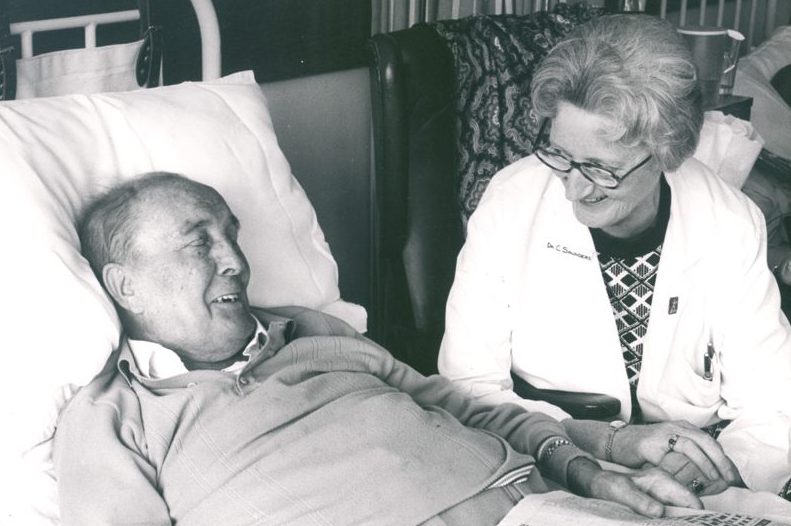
top-left (562, 169), bottom-right (596, 201)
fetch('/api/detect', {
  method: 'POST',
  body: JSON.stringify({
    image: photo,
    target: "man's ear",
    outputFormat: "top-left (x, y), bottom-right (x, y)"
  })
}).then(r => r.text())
top-left (103, 263), bottom-right (142, 314)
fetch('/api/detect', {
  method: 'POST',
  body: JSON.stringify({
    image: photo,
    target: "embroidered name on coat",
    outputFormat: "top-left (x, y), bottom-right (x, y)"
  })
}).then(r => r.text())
top-left (546, 241), bottom-right (592, 261)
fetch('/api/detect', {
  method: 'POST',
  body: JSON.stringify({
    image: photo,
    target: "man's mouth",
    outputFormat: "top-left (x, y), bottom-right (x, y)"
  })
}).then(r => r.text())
top-left (212, 293), bottom-right (242, 304)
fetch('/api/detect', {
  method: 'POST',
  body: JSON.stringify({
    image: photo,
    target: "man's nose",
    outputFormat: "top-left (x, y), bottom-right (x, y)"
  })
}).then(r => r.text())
top-left (562, 169), bottom-right (596, 201)
top-left (215, 241), bottom-right (245, 276)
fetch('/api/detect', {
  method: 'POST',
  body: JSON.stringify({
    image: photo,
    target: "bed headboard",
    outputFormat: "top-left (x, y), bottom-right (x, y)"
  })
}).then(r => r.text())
top-left (0, 0), bottom-right (221, 100)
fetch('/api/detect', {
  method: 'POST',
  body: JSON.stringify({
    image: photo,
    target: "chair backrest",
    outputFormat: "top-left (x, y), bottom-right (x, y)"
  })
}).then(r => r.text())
top-left (368, 7), bottom-right (600, 374)
top-left (369, 24), bottom-right (463, 374)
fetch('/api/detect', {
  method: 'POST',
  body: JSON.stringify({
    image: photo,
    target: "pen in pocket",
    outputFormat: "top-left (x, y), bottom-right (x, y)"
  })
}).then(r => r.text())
top-left (703, 340), bottom-right (715, 381)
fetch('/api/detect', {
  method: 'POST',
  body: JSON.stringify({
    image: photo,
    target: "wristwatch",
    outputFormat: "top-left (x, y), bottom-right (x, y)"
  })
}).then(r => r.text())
top-left (605, 419), bottom-right (628, 463)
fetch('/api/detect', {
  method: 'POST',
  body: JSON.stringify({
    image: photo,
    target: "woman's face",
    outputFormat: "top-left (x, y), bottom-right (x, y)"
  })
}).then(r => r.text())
top-left (546, 102), bottom-right (662, 238)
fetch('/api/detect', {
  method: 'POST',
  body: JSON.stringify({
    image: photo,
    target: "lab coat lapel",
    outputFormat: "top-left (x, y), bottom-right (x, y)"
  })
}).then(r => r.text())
top-left (519, 179), bottom-right (634, 414)
top-left (637, 167), bottom-right (718, 418)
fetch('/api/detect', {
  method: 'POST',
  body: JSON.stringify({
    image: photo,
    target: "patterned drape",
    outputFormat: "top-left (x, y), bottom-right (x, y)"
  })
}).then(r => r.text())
top-left (430, 3), bottom-right (603, 220)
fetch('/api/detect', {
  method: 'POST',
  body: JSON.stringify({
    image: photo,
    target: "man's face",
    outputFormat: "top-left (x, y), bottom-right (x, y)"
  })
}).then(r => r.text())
top-left (121, 183), bottom-right (256, 369)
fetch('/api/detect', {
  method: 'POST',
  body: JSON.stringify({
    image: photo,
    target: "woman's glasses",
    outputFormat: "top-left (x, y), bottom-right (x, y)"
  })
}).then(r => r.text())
top-left (533, 119), bottom-right (652, 189)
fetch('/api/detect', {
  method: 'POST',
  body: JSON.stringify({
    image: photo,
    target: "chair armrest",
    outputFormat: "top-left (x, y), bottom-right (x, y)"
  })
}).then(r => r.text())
top-left (511, 373), bottom-right (621, 420)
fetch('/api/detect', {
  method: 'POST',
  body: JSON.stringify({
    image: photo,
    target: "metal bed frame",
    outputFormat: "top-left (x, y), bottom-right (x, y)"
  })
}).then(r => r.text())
top-left (10, 0), bottom-right (221, 77)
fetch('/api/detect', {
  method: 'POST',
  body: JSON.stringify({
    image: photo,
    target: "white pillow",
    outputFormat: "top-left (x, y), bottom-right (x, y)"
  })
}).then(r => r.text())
top-left (0, 70), bottom-right (366, 464)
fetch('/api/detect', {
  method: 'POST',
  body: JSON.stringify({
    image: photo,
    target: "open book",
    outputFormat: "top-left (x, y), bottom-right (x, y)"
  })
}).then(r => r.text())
top-left (498, 491), bottom-right (791, 526)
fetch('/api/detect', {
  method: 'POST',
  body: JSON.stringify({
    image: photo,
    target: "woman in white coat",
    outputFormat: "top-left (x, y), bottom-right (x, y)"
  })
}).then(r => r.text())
top-left (439, 14), bottom-right (791, 501)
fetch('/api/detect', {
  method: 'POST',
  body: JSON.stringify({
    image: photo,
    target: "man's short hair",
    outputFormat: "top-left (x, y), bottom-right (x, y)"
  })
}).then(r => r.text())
top-left (79, 172), bottom-right (197, 281)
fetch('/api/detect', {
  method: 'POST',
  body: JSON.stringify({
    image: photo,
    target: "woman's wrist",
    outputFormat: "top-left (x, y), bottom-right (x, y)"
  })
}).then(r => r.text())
top-left (562, 419), bottom-right (616, 461)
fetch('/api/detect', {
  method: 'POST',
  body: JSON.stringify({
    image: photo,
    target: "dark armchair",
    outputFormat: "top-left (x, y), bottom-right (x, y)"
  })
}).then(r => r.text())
top-left (367, 8), bottom-right (621, 419)
top-left (368, 24), bottom-right (464, 376)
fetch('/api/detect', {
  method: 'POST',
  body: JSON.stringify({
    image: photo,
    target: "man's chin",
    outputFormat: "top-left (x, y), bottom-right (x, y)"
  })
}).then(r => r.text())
top-left (210, 303), bottom-right (252, 327)
top-left (213, 319), bottom-right (257, 355)
top-left (236, 310), bottom-right (257, 334)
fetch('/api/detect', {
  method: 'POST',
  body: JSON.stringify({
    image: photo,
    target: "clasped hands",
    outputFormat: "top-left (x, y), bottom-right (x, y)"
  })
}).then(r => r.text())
top-left (565, 420), bottom-right (741, 517)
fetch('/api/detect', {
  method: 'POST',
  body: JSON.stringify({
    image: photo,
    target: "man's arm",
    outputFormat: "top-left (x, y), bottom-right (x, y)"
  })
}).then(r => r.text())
top-left (263, 307), bottom-right (706, 515)
top-left (54, 375), bottom-right (172, 526)
top-left (369, 348), bottom-right (704, 515)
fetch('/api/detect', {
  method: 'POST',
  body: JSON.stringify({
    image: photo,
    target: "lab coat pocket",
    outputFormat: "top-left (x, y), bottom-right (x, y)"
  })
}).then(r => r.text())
top-left (663, 354), bottom-right (722, 410)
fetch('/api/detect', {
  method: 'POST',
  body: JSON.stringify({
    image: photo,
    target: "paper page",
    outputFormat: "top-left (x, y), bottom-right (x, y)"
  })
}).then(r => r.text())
top-left (498, 491), bottom-right (791, 526)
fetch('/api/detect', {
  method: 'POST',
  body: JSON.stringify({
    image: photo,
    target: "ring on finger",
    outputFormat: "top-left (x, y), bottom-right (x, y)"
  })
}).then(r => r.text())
top-left (667, 433), bottom-right (680, 452)
top-left (690, 478), bottom-right (705, 494)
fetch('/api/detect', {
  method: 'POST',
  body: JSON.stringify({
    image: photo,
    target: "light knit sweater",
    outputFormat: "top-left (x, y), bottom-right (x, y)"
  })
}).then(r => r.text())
top-left (54, 308), bottom-right (586, 525)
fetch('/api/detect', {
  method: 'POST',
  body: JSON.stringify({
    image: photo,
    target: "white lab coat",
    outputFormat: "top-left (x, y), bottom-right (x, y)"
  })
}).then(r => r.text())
top-left (439, 154), bottom-right (791, 493)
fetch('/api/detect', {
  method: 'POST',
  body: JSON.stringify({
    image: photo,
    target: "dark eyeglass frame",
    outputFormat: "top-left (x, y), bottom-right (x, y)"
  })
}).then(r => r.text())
top-left (532, 118), bottom-right (652, 189)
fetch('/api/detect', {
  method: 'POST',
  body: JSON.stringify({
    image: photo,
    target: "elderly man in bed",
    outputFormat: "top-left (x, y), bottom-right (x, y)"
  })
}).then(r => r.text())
top-left (54, 172), bottom-right (727, 526)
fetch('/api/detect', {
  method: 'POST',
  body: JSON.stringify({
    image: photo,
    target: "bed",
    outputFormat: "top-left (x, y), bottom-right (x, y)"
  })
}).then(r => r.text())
top-left (0, 2), bottom-right (367, 524)
top-left (1, 0), bottom-right (786, 523)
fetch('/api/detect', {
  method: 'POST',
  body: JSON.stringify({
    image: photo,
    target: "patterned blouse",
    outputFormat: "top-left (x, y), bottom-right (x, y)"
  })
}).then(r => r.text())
top-left (590, 175), bottom-right (671, 422)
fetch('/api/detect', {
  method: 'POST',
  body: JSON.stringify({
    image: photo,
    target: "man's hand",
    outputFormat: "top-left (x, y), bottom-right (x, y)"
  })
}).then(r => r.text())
top-left (567, 457), bottom-right (703, 518)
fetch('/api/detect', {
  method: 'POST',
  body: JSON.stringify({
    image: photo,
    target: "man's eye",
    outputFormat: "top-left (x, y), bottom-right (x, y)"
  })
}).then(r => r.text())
top-left (188, 237), bottom-right (209, 247)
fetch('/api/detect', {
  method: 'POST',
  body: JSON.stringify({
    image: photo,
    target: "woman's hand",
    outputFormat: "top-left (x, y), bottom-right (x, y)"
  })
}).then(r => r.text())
top-left (614, 420), bottom-right (740, 485)
top-left (648, 451), bottom-right (730, 496)
top-left (562, 418), bottom-right (741, 493)
top-left (567, 456), bottom-right (703, 517)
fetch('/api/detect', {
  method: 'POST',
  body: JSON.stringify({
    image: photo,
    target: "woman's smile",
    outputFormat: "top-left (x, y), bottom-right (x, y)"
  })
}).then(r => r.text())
top-left (550, 102), bottom-right (661, 238)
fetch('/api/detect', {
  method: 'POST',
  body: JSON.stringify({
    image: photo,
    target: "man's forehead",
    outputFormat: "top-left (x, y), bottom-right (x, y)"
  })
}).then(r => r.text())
top-left (135, 184), bottom-right (239, 234)
top-left (178, 212), bottom-right (240, 235)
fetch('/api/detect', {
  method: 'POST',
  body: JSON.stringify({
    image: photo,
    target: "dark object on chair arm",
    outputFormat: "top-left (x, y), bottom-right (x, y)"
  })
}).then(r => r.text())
top-left (511, 372), bottom-right (621, 420)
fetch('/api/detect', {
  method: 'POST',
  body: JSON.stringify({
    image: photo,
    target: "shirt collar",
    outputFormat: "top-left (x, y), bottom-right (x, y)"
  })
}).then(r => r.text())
top-left (127, 316), bottom-right (268, 380)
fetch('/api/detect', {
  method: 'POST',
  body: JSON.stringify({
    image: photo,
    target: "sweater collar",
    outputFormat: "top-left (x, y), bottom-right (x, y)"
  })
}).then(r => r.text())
top-left (127, 316), bottom-right (268, 380)
top-left (117, 311), bottom-right (294, 385)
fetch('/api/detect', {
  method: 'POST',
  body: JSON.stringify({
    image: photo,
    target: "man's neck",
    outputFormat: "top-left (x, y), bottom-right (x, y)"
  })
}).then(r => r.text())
top-left (126, 317), bottom-right (266, 379)
top-left (181, 345), bottom-right (250, 371)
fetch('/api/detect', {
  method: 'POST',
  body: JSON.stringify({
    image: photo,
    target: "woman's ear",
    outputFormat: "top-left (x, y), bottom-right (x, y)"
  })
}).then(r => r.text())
top-left (102, 263), bottom-right (142, 314)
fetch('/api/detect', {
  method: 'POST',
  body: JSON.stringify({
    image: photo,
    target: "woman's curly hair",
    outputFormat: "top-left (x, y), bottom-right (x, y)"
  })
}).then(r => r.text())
top-left (531, 14), bottom-right (703, 172)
